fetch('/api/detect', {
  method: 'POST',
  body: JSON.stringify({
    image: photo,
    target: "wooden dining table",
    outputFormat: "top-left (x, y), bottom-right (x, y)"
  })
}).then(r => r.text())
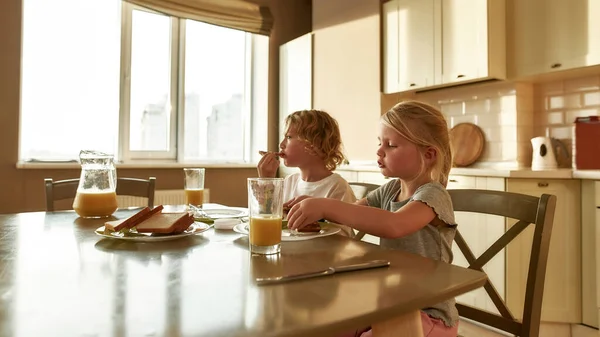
top-left (0, 205), bottom-right (486, 337)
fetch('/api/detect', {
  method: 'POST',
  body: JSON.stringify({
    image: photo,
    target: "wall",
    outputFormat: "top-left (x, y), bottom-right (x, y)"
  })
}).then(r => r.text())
top-left (534, 74), bottom-right (600, 168)
top-left (0, 0), bottom-right (311, 213)
top-left (382, 81), bottom-right (529, 168)
top-left (312, 0), bottom-right (382, 162)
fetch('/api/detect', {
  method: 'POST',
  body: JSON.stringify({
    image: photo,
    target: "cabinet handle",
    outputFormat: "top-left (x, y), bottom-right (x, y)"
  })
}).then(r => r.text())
top-left (449, 179), bottom-right (458, 183)
top-left (409, 83), bottom-right (416, 87)
top-left (538, 182), bottom-right (549, 187)
top-left (456, 74), bottom-right (465, 78)
top-left (550, 63), bottom-right (562, 69)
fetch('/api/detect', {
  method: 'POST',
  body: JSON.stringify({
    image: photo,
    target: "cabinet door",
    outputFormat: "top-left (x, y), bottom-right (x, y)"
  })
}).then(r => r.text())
top-left (279, 33), bottom-right (312, 121)
top-left (510, 0), bottom-right (600, 77)
top-left (448, 176), bottom-right (505, 314)
top-left (397, 0), bottom-right (435, 90)
top-left (382, 0), bottom-right (400, 93)
top-left (596, 181), bottom-right (600, 327)
top-left (441, 0), bottom-right (489, 83)
top-left (582, 180), bottom-right (598, 328)
top-left (382, 0), bottom-right (435, 93)
top-left (506, 179), bottom-right (581, 323)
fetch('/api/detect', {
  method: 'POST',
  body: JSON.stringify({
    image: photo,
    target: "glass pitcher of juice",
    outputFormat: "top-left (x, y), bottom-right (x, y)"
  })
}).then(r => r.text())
top-left (72, 150), bottom-right (118, 218)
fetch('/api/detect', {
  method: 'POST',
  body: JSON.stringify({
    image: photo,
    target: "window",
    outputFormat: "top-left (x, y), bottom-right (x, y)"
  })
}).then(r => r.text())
top-left (20, 0), bottom-right (268, 164)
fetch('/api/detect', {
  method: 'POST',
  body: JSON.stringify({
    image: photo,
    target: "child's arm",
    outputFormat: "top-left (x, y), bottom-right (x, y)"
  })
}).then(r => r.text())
top-left (287, 198), bottom-right (436, 239)
top-left (355, 198), bottom-right (368, 206)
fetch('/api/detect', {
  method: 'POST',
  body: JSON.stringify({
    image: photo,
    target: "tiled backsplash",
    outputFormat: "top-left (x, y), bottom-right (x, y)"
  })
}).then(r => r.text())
top-left (535, 75), bottom-right (600, 168)
top-left (382, 74), bottom-right (600, 168)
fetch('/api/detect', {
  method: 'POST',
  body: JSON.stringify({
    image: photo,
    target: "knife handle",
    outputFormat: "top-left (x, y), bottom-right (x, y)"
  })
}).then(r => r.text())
top-left (255, 268), bottom-right (335, 285)
top-left (333, 259), bottom-right (390, 273)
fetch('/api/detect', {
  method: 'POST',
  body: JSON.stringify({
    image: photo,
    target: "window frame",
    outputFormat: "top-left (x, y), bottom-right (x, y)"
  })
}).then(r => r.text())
top-left (119, 2), bottom-right (179, 161)
top-left (118, 2), bottom-right (265, 164)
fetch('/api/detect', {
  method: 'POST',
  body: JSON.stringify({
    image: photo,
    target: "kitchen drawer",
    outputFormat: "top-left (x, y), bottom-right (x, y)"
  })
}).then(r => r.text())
top-left (447, 175), bottom-right (477, 189)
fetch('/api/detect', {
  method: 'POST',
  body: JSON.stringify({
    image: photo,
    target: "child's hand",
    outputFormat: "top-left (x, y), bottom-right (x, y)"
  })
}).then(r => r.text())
top-left (287, 198), bottom-right (326, 231)
top-left (283, 195), bottom-right (312, 211)
top-left (257, 151), bottom-right (281, 178)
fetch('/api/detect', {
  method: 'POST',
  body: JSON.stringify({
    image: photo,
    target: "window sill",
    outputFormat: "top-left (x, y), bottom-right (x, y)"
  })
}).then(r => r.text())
top-left (16, 161), bottom-right (258, 170)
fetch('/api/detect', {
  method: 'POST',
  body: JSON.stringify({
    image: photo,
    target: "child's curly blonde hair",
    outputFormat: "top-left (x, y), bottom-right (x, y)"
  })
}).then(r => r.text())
top-left (284, 109), bottom-right (346, 171)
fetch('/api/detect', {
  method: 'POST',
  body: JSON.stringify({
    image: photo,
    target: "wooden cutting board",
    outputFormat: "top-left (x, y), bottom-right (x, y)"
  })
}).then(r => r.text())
top-left (450, 123), bottom-right (485, 167)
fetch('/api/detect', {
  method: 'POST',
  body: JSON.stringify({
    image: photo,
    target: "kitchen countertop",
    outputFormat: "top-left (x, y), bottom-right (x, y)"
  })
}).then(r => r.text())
top-left (337, 163), bottom-right (600, 180)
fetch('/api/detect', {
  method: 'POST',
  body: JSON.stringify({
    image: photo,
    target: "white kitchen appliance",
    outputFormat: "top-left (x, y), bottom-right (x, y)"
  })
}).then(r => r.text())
top-left (531, 136), bottom-right (568, 170)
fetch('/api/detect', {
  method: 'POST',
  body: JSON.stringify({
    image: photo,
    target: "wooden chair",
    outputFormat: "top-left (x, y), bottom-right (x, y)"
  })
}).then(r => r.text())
top-left (348, 182), bottom-right (381, 200)
top-left (450, 189), bottom-right (557, 337)
top-left (44, 177), bottom-right (156, 211)
top-left (349, 182), bottom-right (380, 241)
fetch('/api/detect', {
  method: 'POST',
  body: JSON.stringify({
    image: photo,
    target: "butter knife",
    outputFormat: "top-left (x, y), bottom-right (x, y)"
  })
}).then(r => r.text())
top-left (255, 259), bottom-right (391, 285)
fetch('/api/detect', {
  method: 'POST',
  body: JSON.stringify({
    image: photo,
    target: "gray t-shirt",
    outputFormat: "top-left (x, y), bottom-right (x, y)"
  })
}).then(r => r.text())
top-left (366, 179), bottom-right (458, 327)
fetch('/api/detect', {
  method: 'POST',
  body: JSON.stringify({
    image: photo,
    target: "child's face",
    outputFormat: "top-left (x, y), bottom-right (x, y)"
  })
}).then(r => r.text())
top-left (279, 126), bottom-right (316, 168)
top-left (376, 124), bottom-right (424, 179)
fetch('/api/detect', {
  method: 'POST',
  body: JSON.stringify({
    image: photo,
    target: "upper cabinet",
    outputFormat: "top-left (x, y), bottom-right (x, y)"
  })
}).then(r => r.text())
top-left (382, 0), bottom-right (506, 94)
top-left (441, 0), bottom-right (505, 84)
top-left (383, 0), bottom-right (436, 93)
top-left (508, 0), bottom-right (600, 78)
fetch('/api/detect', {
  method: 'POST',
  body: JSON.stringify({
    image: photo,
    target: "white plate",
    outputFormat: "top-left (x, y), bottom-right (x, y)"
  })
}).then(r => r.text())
top-left (201, 208), bottom-right (248, 219)
top-left (232, 222), bottom-right (341, 242)
top-left (94, 222), bottom-right (212, 242)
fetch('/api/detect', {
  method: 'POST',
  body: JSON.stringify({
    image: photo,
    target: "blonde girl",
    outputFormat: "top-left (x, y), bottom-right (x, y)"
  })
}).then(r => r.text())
top-left (287, 101), bottom-right (458, 337)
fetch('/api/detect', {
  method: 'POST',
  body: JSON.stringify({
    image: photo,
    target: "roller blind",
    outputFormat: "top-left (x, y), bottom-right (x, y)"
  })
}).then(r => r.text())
top-left (125, 0), bottom-right (273, 35)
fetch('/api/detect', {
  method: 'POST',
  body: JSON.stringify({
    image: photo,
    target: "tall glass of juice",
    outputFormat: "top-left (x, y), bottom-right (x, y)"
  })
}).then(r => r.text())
top-left (184, 168), bottom-right (205, 209)
top-left (247, 177), bottom-right (284, 255)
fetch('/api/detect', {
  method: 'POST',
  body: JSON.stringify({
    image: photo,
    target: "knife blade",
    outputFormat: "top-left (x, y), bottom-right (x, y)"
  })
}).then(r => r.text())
top-left (255, 259), bottom-right (391, 285)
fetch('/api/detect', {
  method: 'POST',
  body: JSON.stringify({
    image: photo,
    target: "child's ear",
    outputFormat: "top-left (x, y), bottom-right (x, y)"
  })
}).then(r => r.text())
top-left (424, 147), bottom-right (437, 162)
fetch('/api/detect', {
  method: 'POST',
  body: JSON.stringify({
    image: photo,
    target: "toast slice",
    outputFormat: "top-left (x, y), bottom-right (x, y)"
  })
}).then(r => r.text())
top-left (135, 212), bottom-right (195, 234)
top-left (298, 221), bottom-right (321, 233)
top-left (105, 205), bottom-right (164, 231)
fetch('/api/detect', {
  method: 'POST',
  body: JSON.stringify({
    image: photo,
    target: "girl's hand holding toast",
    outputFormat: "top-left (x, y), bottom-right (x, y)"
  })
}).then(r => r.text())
top-left (287, 198), bottom-right (328, 231)
top-left (257, 151), bottom-right (281, 178)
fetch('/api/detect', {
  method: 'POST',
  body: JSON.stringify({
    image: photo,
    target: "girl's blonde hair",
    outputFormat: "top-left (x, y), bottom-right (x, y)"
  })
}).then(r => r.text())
top-left (382, 100), bottom-right (453, 186)
top-left (284, 109), bottom-right (345, 171)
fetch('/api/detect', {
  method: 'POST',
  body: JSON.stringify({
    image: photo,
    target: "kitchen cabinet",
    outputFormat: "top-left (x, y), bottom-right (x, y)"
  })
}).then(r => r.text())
top-left (508, 0), bottom-right (600, 78)
top-left (441, 0), bottom-right (506, 85)
top-left (279, 33), bottom-right (312, 124)
top-left (382, 0), bottom-right (505, 93)
top-left (506, 179), bottom-right (581, 323)
top-left (596, 181), bottom-right (600, 328)
top-left (382, 0), bottom-right (436, 93)
top-left (447, 175), bottom-right (506, 314)
top-left (581, 180), bottom-right (598, 327)
top-left (278, 33), bottom-right (311, 179)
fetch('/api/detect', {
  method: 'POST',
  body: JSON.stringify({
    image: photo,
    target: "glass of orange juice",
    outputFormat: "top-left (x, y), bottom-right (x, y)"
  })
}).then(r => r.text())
top-left (184, 168), bottom-right (205, 208)
top-left (247, 177), bottom-right (284, 255)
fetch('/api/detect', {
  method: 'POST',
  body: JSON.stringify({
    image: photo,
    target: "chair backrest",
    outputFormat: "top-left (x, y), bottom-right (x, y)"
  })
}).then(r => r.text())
top-left (45, 177), bottom-right (156, 211)
top-left (348, 182), bottom-right (380, 199)
top-left (448, 189), bottom-right (556, 337)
